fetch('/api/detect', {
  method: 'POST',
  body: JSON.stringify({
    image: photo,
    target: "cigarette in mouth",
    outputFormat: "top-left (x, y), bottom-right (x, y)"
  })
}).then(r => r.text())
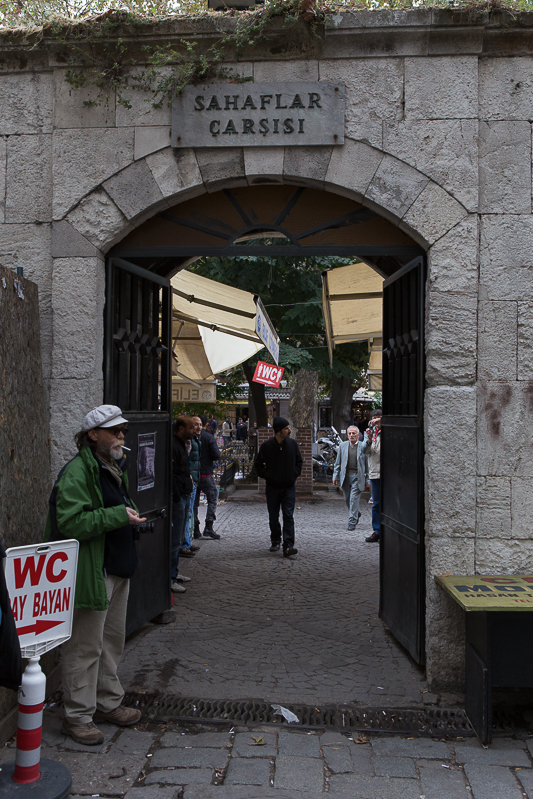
top-left (122, 446), bottom-right (132, 451)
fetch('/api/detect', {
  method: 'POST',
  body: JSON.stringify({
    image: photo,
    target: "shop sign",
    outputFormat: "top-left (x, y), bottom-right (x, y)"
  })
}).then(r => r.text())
top-left (172, 379), bottom-right (217, 403)
top-left (435, 574), bottom-right (533, 611)
top-left (255, 298), bottom-right (279, 364)
top-left (172, 82), bottom-right (345, 148)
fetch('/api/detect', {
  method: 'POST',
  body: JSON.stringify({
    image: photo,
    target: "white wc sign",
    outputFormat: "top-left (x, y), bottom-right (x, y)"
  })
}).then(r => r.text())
top-left (4, 540), bottom-right (79, 657)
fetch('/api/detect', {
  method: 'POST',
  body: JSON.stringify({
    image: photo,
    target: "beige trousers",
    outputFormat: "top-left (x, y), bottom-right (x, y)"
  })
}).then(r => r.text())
top-left (62, 574), bottom-right (129, 724)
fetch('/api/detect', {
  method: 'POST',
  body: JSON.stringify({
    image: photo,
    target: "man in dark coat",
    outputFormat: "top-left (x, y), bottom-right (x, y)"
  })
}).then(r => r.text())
top-left (254, 417), bottom-right (302, 557)
top-left (192, 414), bottom-right (221, 539)
top-left (171, 416), bottom-right (195, 592)
top-left (0, 538), bottom-right (22, 692)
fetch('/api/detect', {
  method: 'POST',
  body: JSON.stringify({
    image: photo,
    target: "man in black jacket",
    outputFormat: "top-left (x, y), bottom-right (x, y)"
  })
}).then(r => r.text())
top-left (192, 414), bottom-right (222, 539)
top-left (172, 416), bottom-right (195, 592)
top-left (254, 417), bottom-right (302, 557)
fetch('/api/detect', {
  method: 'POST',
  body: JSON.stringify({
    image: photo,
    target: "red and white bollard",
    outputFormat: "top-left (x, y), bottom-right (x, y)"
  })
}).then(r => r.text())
top-left (13, 657), bottom-right (45, 784)
top-left (0, 657), bottom-right (71, 799)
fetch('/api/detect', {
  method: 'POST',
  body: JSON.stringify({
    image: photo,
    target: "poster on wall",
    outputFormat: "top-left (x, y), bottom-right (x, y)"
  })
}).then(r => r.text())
top-left (137, 433), bottom-right (156, 491)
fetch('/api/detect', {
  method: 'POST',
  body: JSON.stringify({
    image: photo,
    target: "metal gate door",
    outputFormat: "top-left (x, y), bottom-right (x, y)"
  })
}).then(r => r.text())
top-left (380, 256), bottom-right (425, 664)
top-left (104, 257), bottom-right (172, 635)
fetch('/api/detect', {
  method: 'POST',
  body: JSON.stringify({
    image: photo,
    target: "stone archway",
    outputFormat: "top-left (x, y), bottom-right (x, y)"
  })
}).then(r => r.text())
top-left (50, 143), bottom-right (475, 690)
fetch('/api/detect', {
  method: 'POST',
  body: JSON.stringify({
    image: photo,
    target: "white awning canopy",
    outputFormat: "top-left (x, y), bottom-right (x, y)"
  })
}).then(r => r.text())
top-left (171, 270), bottom-right (277, 383)
top-left (322, 262), bottom-right (384, 367)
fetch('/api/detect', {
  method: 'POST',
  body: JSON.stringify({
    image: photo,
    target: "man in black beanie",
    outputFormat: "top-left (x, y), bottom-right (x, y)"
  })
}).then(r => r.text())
top-left (254, 417), bottom-right (302, 557)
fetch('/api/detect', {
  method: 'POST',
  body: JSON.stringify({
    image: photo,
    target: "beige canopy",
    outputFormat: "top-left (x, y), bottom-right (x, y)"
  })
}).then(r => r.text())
top-left (171, 270), bottom-right (277, 382)
top-left (322, 262), bottom-right (384, 367)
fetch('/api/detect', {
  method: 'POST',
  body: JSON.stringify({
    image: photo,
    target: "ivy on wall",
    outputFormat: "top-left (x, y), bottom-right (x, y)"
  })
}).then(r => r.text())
top-left (1, 0), bottom-right (528, 109)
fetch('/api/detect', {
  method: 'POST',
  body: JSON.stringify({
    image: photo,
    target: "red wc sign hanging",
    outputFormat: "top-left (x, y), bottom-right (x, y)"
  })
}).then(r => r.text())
top-left (253, 361), bottom-right (285, 388)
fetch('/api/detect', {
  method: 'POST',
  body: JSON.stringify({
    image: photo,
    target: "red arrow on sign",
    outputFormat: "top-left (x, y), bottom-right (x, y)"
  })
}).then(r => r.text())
top-left (16, 619), bottom-right (64, 637)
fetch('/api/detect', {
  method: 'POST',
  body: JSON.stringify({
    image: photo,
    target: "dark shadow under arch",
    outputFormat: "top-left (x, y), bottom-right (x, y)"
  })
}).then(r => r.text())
top-left (109, 185), bottom-right (424, 279)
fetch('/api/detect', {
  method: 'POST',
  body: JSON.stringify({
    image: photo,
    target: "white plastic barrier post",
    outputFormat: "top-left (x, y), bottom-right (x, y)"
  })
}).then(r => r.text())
top-left (13, 658), bottom-right (46, 784)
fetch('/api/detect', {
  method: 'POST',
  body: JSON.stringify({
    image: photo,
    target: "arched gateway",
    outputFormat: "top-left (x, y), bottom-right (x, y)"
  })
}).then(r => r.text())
top-left (5, 10), bottom-right (532, 693)
top-left (106, 183), bottom-right (426, 661)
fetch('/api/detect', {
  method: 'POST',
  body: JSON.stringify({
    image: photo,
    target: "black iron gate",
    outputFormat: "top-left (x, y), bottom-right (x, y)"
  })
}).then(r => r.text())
top-left (380, 256), bottom-right (426, 664)
top-left (104, 257), bottom-right (172, 635)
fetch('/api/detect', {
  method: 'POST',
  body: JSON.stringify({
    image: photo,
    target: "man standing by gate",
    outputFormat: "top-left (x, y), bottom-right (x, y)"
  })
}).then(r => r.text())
top-left (333, 425), bottom-right (368, 531)
top-left (45, 405), bottom-right (146, 745)
top-left (255, 417), bottom-right (302, 557)
top-left (192, 414), bottom-right (221, 539)
top-left (363, 410), bottom-right (381, 543)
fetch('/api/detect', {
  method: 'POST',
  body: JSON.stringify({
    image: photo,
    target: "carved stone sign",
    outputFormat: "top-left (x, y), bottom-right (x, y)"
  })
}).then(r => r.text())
top-left (171, 82), bottom-right (345, 148)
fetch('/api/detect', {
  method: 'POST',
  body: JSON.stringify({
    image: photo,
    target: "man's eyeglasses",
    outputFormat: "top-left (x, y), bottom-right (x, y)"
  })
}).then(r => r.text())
top-left (99, 425), bottom-right (129, 437)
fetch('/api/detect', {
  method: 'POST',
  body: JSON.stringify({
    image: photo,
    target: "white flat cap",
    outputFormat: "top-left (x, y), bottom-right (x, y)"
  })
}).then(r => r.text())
top-left (81, 404), bottom-right (128, 432)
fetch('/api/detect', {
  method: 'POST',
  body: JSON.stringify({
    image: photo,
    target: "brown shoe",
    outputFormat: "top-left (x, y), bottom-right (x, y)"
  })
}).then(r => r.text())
top-left (93, 705), bottom-right (141, 727)
top-left (62, 720), bottom-right (104, 745)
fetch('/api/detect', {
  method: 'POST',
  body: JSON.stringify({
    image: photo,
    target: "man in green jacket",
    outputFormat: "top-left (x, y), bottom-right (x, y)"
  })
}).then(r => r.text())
top-left (45, 405), bottom-right (146, 746)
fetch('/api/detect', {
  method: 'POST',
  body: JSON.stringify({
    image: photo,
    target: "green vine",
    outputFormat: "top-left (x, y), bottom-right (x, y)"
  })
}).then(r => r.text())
top-left (50, 0), bottom-right (324, 108)
top-left (2, 0), bottom-right (527, 109)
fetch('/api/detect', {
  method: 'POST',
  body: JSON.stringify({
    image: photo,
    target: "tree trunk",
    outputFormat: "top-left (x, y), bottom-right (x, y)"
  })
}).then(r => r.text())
top-left (331, 373), bottom-right (355, 435)
top-left (288, 369), bottom-right (319, 431)
top-left (242, 360), bottom-right (268, 427)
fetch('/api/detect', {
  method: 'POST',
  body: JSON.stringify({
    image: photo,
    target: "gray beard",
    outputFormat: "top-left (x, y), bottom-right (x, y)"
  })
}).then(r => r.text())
top-left (97, 441), bottom-right (123, 461)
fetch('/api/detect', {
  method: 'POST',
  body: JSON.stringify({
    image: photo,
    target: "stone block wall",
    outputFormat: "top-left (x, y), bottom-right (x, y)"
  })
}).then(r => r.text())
top-left (2, 10), bottom-right (533, 691)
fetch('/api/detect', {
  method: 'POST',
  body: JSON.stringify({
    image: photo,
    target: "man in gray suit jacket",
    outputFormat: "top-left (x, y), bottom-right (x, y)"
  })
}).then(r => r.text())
top-left (333, 425), bottom-right (369, 531)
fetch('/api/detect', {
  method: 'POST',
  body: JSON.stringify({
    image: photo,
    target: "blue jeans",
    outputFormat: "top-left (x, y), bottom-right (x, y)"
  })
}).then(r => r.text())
top-left (370, 478), bottom-right (380, 537)
top-left (265, 484), bottom-right (296, 548)
top-left (171, 496), bottom-right (189, 580)
top-left (184, 483), bottom-right (197, 544)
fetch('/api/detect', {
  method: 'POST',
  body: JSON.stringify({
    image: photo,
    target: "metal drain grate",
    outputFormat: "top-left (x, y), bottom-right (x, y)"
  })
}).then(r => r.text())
top-left (122, 691), bottom-right (473, 737)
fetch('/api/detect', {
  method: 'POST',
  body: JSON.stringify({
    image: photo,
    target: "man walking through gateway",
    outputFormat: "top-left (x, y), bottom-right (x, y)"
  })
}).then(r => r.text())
top-left (45, 405), bottom-right (145, 745)
top-left (333, 425), bottom-right (368, 531)
top-left (255, 417), bottom-right (302, 557)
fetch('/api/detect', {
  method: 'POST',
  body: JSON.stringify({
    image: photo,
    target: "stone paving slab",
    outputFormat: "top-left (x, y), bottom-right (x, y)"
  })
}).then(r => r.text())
top-left (144, 768), bottom-right (215, 785)
top-left (327, 773), bottom-right (421, 798)
top-left (371, 737), bottom-right (451, 759)
top-left (455, 741), bottom-right (531, 766)
top-left (278, 731), bottom-right (321, 758)
top-left (159, 732), bottom-right (232, 749)
top-left (274, 755), bottom-right (325, 791)
top-left (372, 755), bottom-right (418, 778)
top-left (123, 787), bottom-right (179, 799)
top-left (516, 767), bottom-right (533, 799)
top-left (232, 731), bottom-right (278, 757)
top-left (321, 744), bottom-right (353, 773)
top-left (419, 763), bottom-right (471, 799)
top-left (464, 762), bottom-right (526, 799)
top-left (50, 750), bottom-right (143, 794)
top-left (225, 757), bottom-right (272, 785)
top-left (150, 746), bottom-right (229, 769)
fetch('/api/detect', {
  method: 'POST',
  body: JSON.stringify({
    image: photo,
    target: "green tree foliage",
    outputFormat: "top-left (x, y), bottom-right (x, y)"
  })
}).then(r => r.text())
top-left (189, 246), bottom-right (370, 420)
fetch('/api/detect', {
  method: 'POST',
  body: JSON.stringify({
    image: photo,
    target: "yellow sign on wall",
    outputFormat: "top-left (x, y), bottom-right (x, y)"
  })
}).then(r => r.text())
top-left (435, 574), bottom-right (533, 612)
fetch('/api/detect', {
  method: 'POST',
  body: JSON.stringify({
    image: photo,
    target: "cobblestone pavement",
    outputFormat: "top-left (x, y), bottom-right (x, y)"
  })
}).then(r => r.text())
top-left (3, 713), bottom-right (533, 799)
top-left (120, 496), bottom-right (434, 707)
